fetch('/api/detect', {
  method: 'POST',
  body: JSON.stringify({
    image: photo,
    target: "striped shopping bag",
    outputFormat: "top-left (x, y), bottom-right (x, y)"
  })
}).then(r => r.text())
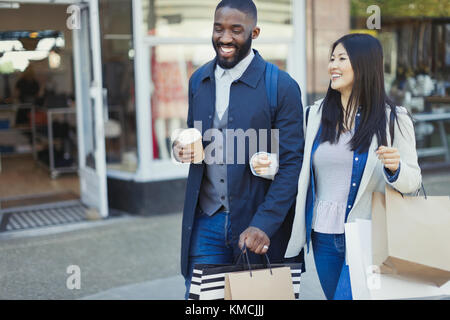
top-left (189, 262), bottom-right (303, 300)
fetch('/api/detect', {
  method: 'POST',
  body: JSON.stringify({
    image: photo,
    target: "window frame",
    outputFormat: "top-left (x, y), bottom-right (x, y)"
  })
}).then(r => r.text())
top-left (129, 0), bottom-right (306, 182)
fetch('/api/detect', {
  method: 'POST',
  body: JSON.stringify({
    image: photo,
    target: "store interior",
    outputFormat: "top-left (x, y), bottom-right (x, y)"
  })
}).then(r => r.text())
top-left (0, 4), bottom-right (80, 207)
top-left (1, 0), bottom-right (449, 212)
top-left (0, 2), bottom-right (138, 209)
top-left (351, 1), bottom-right (450, 168)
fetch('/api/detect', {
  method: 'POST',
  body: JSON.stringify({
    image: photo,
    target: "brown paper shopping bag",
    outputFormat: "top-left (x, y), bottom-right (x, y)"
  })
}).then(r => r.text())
top-left (224, 249), bottom-right (295, 300)
top-left (372, 186), bottom-right (450, 287)
top-left (224, 266), bottom-right (295, 300)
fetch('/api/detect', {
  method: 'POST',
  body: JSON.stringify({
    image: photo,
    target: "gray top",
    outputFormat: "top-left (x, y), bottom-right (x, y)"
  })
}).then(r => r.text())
top-left (198, 109), bottom-right (230, 215)
top-left (312, 130), bottom-right (354, 234)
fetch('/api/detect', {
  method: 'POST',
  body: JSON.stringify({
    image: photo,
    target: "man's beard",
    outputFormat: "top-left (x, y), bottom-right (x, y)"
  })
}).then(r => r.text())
top-left (213, 34), bottom-right (253, 69)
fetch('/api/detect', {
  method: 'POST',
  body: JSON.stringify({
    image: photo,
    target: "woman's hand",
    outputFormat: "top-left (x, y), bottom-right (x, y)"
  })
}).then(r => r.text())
top-left (376, 146), bottom-right (400, 173)
top-left (251, 153), bottom-right (272, 176)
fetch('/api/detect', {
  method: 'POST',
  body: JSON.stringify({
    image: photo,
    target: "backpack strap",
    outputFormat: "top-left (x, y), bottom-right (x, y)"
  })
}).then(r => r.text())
top-left (265, 62), bottom-right (279, 126)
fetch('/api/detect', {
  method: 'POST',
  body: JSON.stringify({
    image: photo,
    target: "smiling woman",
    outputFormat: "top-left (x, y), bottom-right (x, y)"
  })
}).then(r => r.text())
top-left (328, 43), bottom-right (355, 108)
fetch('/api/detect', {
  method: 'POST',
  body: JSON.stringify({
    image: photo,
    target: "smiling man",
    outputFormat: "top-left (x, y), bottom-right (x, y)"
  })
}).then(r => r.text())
top-left (174, 0), bottom-right (305, 299)
top-left (212, 1), bottom-right (258, 69)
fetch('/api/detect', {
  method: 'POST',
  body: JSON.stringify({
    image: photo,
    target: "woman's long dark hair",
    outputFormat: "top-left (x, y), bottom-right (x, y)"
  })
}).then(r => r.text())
top-left (320, 33), bottom-right (397, 153)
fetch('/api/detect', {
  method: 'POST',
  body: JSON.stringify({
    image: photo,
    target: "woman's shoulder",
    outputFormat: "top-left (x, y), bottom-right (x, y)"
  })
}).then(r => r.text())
top-left (306, 98), bottom-right (325, 111)
top-left (386, 105), bottom-right (415, 131)
top-left (386, 105), bottom-right (409, 115)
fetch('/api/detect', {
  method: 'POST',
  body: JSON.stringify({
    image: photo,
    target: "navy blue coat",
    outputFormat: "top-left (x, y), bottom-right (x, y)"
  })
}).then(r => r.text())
top-left (180, 50), bottom-right (304, 277)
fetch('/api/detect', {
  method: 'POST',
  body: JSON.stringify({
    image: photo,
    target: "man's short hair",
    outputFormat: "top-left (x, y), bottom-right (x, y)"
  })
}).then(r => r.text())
top-left (216, 0), bottom-right (258, 24)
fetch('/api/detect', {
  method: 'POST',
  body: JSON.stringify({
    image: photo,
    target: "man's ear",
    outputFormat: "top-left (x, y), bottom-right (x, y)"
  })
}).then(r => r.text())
top-left (252, 26), bottom-right (261, 40)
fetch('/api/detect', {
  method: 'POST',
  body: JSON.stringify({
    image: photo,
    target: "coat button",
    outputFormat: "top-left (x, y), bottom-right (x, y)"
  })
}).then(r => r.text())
top-left (208, 115), bottom-right (212, 119)
top-left (229, 117), bottom-right (234, 122)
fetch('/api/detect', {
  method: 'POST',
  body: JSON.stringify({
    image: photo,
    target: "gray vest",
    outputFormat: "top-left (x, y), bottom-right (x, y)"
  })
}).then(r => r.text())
top-left (198, 108), bottom-right (230, 216)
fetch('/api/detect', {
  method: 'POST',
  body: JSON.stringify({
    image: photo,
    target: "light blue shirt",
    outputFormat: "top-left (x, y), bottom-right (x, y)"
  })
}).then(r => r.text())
top-left (214, 50), bottom-right (255, 120)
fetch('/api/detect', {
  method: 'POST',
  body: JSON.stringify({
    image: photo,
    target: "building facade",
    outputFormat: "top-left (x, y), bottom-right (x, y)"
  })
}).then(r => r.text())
top-left (1, 0), bottom-right (448, 217)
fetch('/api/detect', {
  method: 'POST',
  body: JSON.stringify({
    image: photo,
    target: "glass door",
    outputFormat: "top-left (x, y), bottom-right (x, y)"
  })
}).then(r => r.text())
top-left (72, 0), bottom-right (108, 217)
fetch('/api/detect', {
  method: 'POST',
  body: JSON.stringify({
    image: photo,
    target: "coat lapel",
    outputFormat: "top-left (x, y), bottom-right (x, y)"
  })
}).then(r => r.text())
top-left (351, 136), bottom-right (379, 210)
top-left (197, 61), bottom-right (216, 134)
top-left (304, 104), bottom-right (323, 157)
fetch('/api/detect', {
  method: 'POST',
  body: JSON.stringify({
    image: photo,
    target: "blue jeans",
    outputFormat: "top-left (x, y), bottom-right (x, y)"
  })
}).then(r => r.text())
top-left (311, 231), bottom-right (353, 300)
top-left (184, 207), bottom-right (234, 300)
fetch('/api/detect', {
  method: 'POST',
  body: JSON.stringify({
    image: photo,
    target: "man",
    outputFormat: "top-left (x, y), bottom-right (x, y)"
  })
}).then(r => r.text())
top-left (173, 0), bottom-right (304, 299)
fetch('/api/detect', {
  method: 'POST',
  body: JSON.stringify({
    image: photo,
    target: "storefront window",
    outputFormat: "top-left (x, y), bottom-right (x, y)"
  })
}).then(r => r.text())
top-left (351, 0), bottom-right (450, 111)
top-left (351, 0), bottom-right (450, 166)
top-left (150, 44), bottom-right (213, 160)
top-left (99, 0), bottom-right (138, 172)
top-left (142, 0), bottom-right (293, 40)
top-left (145, 0), bottom-right (294, 164)
top-left (255, 43), bottom-right (289, 70)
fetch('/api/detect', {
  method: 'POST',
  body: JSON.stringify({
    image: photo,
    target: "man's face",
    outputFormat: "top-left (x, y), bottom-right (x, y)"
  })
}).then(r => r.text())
top-left (212, 7), bottom-right (260, 69)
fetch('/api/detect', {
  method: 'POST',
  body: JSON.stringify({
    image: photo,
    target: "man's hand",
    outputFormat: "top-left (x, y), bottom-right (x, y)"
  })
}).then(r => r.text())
top-left (239, 227), bottom-right (270, 255)
top-left (172, 140), bottom-right (195, 163)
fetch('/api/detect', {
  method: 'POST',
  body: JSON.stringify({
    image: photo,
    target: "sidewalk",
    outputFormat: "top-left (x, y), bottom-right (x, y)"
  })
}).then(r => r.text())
top-left (0, 171), bottom-right (448, 300)
top-left (81, 249), bottom-right (325, 300)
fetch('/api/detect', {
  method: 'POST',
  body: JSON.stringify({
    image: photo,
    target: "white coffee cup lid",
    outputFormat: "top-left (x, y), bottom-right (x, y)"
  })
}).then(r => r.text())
top-left (178, 128), bottom-right (202, 145)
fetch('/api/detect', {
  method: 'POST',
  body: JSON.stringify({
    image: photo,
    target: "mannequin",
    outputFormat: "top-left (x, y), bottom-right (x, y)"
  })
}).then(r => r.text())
top-left (151, 46), bottom-right (188, 160)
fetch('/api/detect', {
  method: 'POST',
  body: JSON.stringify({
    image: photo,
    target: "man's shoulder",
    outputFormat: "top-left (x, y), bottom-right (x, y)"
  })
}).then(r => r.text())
top-left (276, 68), bottom-right (298, 87)
top-left (189, 60), bottom-right (216, 85)
top-left (273, 69), bottom-right (301, 99)
top-left (259, 56), bottom-right (297, 87)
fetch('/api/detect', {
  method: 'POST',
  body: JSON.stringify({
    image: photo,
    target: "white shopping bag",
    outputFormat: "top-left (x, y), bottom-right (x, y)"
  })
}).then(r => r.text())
top-left (345, 219), bottom-right (450, 300)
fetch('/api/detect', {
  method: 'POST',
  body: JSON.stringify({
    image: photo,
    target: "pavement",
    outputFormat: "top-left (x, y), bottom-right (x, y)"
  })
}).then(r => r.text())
top-left (0, 170), bottom-right (448, 300)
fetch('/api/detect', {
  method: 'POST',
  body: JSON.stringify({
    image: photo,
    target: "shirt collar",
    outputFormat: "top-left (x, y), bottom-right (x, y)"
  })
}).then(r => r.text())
top-left (215, 49), bottom-right (255, 81)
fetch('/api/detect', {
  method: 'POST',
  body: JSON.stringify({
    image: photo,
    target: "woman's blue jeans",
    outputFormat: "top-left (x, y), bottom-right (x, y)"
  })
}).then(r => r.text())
top-left (184, 207), bottom-right (234, 300)
top-left (311, 231), bottom-right (353, 300)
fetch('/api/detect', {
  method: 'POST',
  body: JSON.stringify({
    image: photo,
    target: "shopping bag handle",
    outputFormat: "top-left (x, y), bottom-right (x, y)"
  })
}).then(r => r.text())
top-left (236, 245), bottom-right (274, 277)
top-left (397, 182), bottom-right (427, 200)
top-left (236, 245), bottom-right (253, 276)
top-left (263, 253), bottom-right (273, 276)
top-left (420, 183), bottom-right (428, 199)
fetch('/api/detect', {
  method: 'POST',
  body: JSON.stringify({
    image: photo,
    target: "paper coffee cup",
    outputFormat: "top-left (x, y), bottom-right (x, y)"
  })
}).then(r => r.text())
top-left (178, 128), bottom-right (204, 164)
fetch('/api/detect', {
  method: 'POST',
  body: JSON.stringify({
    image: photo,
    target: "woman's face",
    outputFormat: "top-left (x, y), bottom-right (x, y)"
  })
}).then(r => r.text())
top-left (328, 43), bottom-right (354, 95)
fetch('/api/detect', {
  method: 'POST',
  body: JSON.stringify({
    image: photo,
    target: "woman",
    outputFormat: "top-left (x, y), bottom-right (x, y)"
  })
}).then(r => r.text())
top-left (252, 33), bottom-right (422, 300)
